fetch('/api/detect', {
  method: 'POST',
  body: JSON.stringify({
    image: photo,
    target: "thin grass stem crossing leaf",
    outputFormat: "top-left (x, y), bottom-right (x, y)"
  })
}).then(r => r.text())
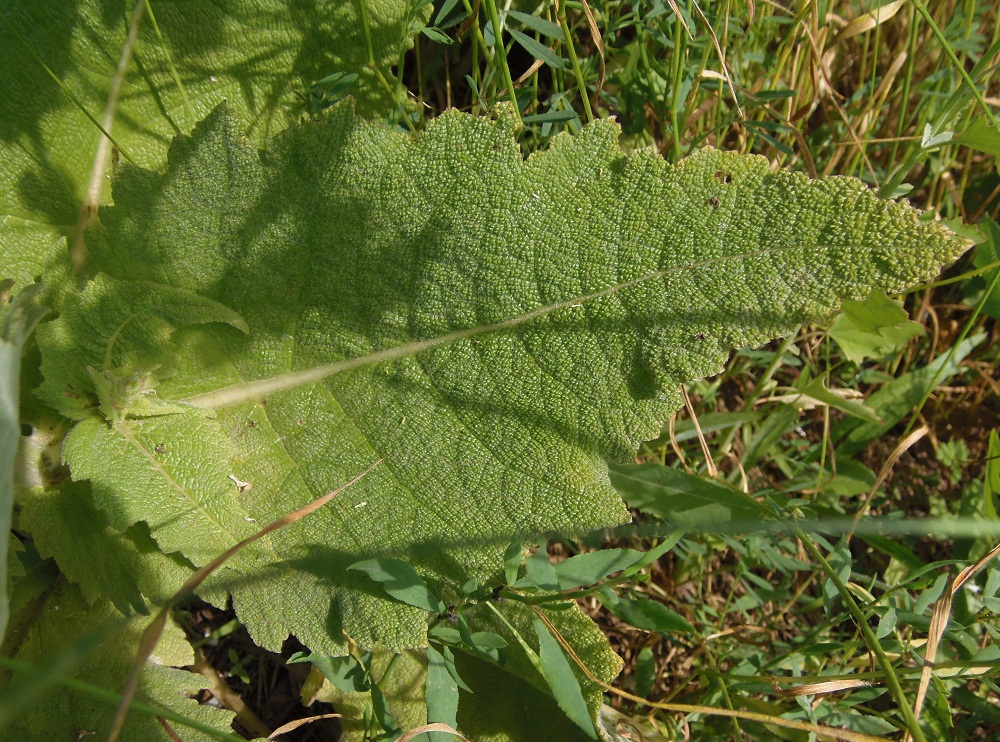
top-left (46, 101), bottom-right (968, 659)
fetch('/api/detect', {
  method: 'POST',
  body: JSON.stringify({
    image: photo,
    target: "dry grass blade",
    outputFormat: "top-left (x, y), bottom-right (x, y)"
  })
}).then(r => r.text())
top-left (513, 57), bottom-right (545, 86)
top-left (267, 713), bottom-right (344, 739)
top-left (907, 540), bottom-right (1000, 740)
top-left (192, 654), bottom-right (270, 738)
top-left (664, 0), bottom-right (692, 39)
top-left (396, 723), bottom-right (471, 741)
top-left (691, 1), bottom-right (744, 119)
top-left (771, 677), bottom-right (875, 697)
top-left (578, 0), bottom-right (605, 111)
top-left (105, 460), bottom-right (382, 742)
top-left (682, 386), bottom-right (716, 478)
top-left (830, 0), bottom-right (906, 46)
top-left (531, 608), bottom-right (890, 742)
top-left (667, 413), bottom-right (692, 474)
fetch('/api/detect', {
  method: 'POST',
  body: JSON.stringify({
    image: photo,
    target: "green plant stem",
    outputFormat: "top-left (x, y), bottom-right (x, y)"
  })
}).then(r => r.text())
top-left (718, 331), bottom-right (799, 461)
top-left (556, 1), bottom-right (594, 123)
top-left (143, 0), bottom-right (192, 120)
top-left (0, 655), bottom-right (247, 742)
top-left (669, 7), bottom-right (686, 161)
top-left (913, 1), bottom-right (997, 127)
top-left (0, 10), bottom-right (133, 162)
top-left (888, 5), bottom-right (919, 169)
top-left (482, 0), bottom-right (521, 122)
top-left (701, 647), bottom-right (741, 739)
top-left (356, 0), bottom-right (415, 132)
top-left (483, 601), bottom-right (545, 677)
top-left (795, 530), bottom-right (927, 742)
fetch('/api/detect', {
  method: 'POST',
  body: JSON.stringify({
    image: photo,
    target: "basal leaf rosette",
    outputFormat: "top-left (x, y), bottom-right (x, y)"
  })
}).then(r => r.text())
top-left (38, 103), bottom-right (967, 660)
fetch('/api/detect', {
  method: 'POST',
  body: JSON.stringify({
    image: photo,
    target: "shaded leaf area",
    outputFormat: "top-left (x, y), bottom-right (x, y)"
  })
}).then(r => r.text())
top-left (32, 103), bottom-right (966, 662)
top-left (453, 650), bottom-right (592, 742)
top-left (2, 582), bottom-right (235, 741)
top-left (0, 0), bottom-right (425, 284)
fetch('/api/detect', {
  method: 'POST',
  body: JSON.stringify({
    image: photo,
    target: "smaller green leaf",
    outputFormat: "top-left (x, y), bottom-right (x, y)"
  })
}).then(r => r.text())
top-left (421, 26), bottom-right (454, 44)
top-left (349, 558), bottom-right (444, 614)
top-left (983, 567), bottom-right (1000, 599)
top-left (61, 411), bottom-right (250, 565)
top-left (828, 289), bottom-right (924, 364)
top-left (603, 594), bottom-right (694, 634)
top-left (516, 543), bottom-right (559, 591)
top-left (35, 275), bottom-right (248, 421)
top-left (508, 28), bottom-right (566, 69)
top-left (955, 117), bottom-right (1000, 157)
top-left (969, 219), bottom-right (1000, 321)
top-left (456, 615), bottom-right (502, 664)
top-left (467, 631), bottom-right (508, 650)
top-left (429, 626), bottom-right (507, 655)
top-left (86, 365), bottom-right (188, 426)
top-left (503, 540), bottom-right (523, 586)
top-left (927, 675), bottom-right (954, 735)
top-left (914, 573), bottom-right (949, 615)
top-left (426, 644), bottom-right (460, 742)
top-left (288, 652), bottom-right (370, 693)
top-left (814, 710), bottom-right (898, 736)
top-left (531, 615), bottom-right (597, 739)
top-left (429, 642), bottom-right (472, 693)
top-left (460, 578), bottom-right (479, 596)
top-left (635, 646), bottom-right (656, 700)
top-left (521, 109), bottom-right (581, 124)
top-left (308, 72), bottom-right (359, 112)
top-left (742, 403), bottom-right (800, 470)
top-left (434, 0), bottom-right (464, 26)
top-left (609, 463), bottom-right (762, 526)
top-left (985, 430), bottom-right (1000, 520)
top-left (922, 123), bottom-right (954, 149)
top-left (369, 666), bottom-right (402, 737)
top-left (796, 377), bottom-right (881, 424)
top-left (616, 532), bottom-right (685, 581)
top-left (506, 9), bottom-right (564, 39)
top-left (875, 606), bottom-right (897, 640)
top-left (553, 549), bottom-right (645, 590)
top-left (822, 539), bottom-right (853, 610)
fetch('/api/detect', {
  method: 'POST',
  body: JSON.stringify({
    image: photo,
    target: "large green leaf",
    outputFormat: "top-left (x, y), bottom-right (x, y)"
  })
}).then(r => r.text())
top-left (0, 0), bottom-right (426, 285)
top-left (33, 103), bottom-right (968, 664)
